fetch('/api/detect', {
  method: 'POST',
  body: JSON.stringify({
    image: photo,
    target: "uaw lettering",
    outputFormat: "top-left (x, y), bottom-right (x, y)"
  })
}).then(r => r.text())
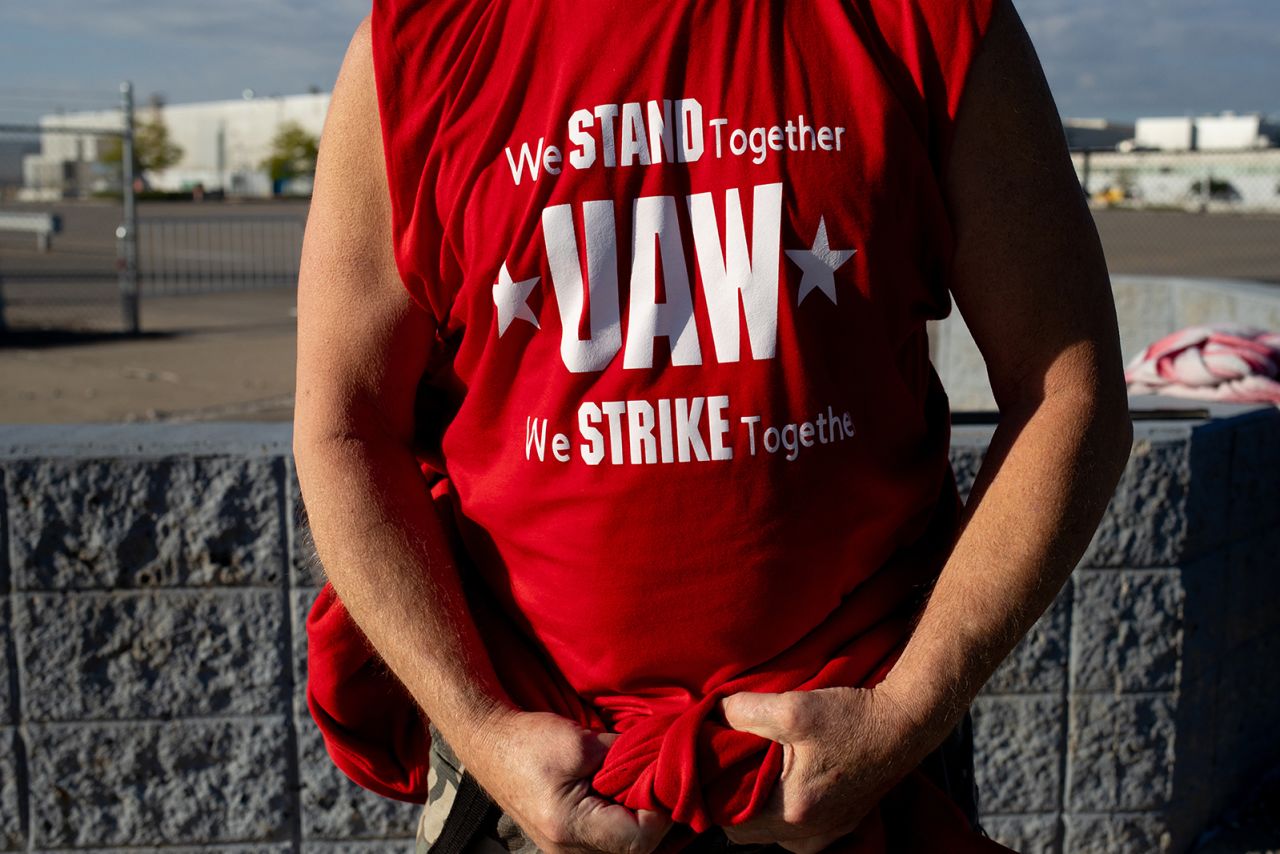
top-left (496, 104), bottom-right (861, 468)
top-left (504, 96), bottom-right (848, 184)
top-left (495, 175), bottom-right (860, 467)
top-left (492, 181), bottom-right (858, 372)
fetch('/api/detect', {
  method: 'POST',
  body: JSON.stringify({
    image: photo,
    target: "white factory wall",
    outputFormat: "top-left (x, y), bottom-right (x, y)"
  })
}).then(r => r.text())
top-left (1135, 117), bottom-right (1197, 152)
top-left (20, 93), bottom-right (330, 199)
top-left (1072, 149), bottom-right (1280, 212)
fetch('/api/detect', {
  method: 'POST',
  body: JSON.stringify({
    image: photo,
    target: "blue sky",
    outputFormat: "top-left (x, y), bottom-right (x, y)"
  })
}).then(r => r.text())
top-left (1, 0), bottom-right (1277, 125)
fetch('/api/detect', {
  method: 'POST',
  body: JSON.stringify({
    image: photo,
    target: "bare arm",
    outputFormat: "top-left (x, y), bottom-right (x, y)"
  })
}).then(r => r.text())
top-left (294, 18), bottom-right (515, 763)
top-left (293, 20), bottom-right (670, 854)
top-left (719, 4), bottom-right (1132, 849)
top-left (877, 0), bottom-right (1133, 747)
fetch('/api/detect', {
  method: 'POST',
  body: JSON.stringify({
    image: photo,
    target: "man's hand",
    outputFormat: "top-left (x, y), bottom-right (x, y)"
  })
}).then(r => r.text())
top-left (296, 21), bottom-right (670, 854)
top-left (717, 687), bottom-right (918, 854)
top-left (455, 709), bottom-right (674, 854)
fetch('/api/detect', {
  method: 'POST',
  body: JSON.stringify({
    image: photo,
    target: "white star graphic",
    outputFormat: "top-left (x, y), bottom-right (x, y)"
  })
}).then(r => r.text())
top-left (785, 216), bottom-right (857, 305)
top-left (492, 261), bottom-right (540, 336)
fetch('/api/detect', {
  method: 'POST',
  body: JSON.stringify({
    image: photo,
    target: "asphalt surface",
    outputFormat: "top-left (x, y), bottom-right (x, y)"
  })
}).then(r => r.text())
top-left (1, 199), bottom-right (1278, 424)
top-left (2, 205), bottom-right (1279, 853)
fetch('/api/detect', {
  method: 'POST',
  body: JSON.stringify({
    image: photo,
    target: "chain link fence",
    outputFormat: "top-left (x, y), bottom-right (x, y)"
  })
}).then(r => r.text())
top-left (0, 203), bottom-right (307, 334)
top-left (140, 214), bottom-right (305, 296)
top-left (1073, 147), bottom-right (1280, 284)
top-left (6, 112), bottom-right (1280, 336)
top-left (1, 83), bottom-right (308, 336)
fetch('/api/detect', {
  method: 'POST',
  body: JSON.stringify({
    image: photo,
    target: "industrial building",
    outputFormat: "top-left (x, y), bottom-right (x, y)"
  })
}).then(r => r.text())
top-left (1063, 118), bottom-right (1135, 151)
top-left (1129, 112), bottom-right (1280, 152)
top-left (19, 91), bottom-right (329, 200)
top-left (16, 96), bottom-right (1280, 213)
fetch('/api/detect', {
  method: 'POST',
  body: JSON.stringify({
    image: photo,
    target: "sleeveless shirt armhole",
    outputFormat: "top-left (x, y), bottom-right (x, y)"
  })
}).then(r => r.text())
top-left (368, 0), bottom-right (448, 324)
top-left (928, 0), bottom-right (1001, 188)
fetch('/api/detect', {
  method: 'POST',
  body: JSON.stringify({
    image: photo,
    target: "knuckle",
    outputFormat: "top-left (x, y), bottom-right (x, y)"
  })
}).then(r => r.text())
top-left (778, 693), bottom-right (811, 734)
top-left (773, 699), bottom-right (798, 733)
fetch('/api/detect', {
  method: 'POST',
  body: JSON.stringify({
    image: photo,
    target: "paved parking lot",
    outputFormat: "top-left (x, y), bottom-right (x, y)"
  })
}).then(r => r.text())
top-left (2, 200), bottom-right (1278, 424)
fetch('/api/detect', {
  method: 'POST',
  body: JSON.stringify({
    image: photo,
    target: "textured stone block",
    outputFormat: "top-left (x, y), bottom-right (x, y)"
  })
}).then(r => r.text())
top-left (6, 455), bottom-right (286, 590)
top-left (302, 843), bottom-right (417, 853)
top-left (1215, 631), bottom-right (1280, 780)
top-left (36, 847), bottom-right (291, 853)
top-left (948, 442), bottom-right (988, 502)
top-left (17, 590), bottom-right (286, 722)
top-left (1227, 412), bottom-right (1280, 539)
top-left (1224, 528), bottom-right (1280, 650)
top-left (1167, 668), bottom-right (1221, 838)
top-left (1062, 812), bottom-right (1173, 853)
top-left (1179, 553), bottom-right (1230, 687)
top-left (984, 584), bottom-right (1070, 695)
top-left (0, 600), bottom-right (12, 726)
top-left (1066, 694), bottom-right (1176, 812)
top-left (290, 463), bottom-right (326, 588)
top-left (27, 718), bottom-right (293, 847)
top-left (0, 729), bottom-right (23, 850)
top-left (293, 588), bottom-right (320, 720)
top-left (0, 471), bottom-right (7, 594)
top-left (1070, 570), bottom-right (1183, 694)
top-left (1084, 428), bottom-right (1229, 567)
top-left (979, 814), bottom-right (1060, 854)
top-left (972, 696), bottom-right (1064, 813)
top-left (297, 719), bottom-right (421, 841)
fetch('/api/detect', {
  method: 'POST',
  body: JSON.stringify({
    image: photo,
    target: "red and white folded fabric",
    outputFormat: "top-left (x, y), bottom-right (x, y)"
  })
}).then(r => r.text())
top-left (1125, 324), bottom-right (1280, 404)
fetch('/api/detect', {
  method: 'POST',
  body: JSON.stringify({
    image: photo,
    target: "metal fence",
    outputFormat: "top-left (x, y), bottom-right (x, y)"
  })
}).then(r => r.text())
top-left (6, 140), bottom-right (1280, 335)
top-left (1072, 147), bottom-right (1280, 284)
top-left (2, 83), bottom-right (303, 336)
top-left (1075, 147), bottom-right (1280, 213)
top-left (0, 207), bottom-right (307, 334)
top-left (140, 215), bottom-right (305, 296)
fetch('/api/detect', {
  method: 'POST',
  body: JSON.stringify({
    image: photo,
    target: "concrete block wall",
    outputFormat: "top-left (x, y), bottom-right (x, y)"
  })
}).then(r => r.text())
top-left (954, 407), bottom-right (1280, 853)
top-left (931, 275), bottom-right (1280, 411)
top-left (0, 426), bottom-right (419, 852)
top-left (0, 410), bottom-right (1276, 852)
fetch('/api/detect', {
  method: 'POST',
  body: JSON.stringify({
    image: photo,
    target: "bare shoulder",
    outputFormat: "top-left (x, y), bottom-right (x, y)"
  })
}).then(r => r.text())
top-left (943, 0), bottom-right (1124, 408)
top-left (294, 13), bottom-right (430, 448)
top-left (311, 15), bottom-right (382, 238)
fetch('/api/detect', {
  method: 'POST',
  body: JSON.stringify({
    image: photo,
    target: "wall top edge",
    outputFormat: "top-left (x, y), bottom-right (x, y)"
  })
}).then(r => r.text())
top-left (1109, 274), bottom-right (1280, 298)
top-left (0, 422), bottom-right (293, 460)
top-left (0, 405), bottom-right (1270, 460)
top-left (952, 395), bottom-right (1276, 447)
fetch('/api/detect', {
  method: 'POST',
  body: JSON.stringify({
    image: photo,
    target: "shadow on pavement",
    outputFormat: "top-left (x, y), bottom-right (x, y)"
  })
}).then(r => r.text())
top-left (0, 328), bottom-right (176, 349)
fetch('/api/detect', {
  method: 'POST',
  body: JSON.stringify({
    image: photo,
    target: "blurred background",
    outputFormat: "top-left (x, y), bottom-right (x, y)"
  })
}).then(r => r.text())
top-left (1, 0), bottom-right (1279, 421)
top-left (0, 3), bottom-right (1278, 854)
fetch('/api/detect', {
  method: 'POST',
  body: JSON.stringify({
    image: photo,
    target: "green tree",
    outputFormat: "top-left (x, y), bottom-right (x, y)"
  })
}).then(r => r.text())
top-left (101, 113), bottom-right (184, 176)
top-left (261, 121), bottom-right (319, 186)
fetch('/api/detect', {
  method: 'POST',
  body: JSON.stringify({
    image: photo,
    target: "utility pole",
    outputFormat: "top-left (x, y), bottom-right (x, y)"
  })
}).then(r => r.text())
top-left (118, 81), bottom-right (141, 334)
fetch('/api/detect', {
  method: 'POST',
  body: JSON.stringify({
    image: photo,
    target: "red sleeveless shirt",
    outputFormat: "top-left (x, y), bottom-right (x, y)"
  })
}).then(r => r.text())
top-left (307, 2), bottom-right (1012, 851)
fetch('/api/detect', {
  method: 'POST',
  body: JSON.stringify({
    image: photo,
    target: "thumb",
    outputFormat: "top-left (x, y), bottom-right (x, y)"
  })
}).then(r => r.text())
top-left (569, 729), bottom-right (615, 778)
top-left (720, 692), bottom-right (793, 743)
top-left (635, 808), bottom-right (676, 854)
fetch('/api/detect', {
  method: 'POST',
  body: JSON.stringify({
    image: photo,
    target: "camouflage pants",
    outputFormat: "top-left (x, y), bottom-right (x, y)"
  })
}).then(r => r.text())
top-left (416, 715), bottom-right (983, 854)
top-left (416, 719), bottom-right (540, 854)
